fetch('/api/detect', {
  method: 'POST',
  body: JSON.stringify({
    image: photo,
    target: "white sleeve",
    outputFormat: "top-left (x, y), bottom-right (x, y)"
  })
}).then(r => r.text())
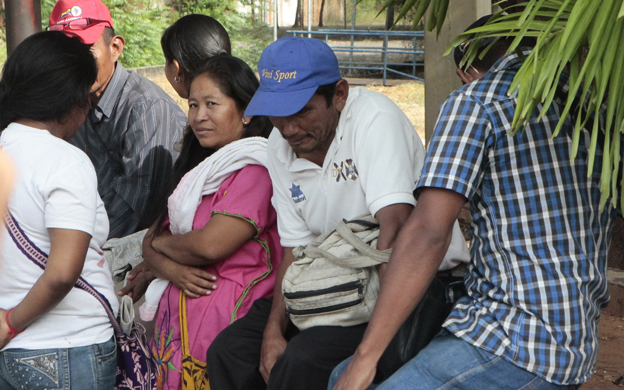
top-left (44, 159), bottom-right (99, 236)
top-left (266, 134), bottom-right (316, 248)
top-left (438, 220), bottom-right (471, 270)
top-left (352, 95), bottom-right (425, 217)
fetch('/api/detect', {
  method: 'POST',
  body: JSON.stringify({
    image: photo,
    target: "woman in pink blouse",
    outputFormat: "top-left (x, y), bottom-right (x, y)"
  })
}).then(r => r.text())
top-left (140, 54), bottom-right (282, 389)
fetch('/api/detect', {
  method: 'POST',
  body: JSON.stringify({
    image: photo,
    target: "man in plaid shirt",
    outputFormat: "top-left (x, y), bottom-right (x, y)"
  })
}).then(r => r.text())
top-left (330, 37), bottom-right (620, 390)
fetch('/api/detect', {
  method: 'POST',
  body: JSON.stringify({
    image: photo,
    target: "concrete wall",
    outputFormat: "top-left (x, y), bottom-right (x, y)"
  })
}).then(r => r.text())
top-left (424, 1), bottom-right (491, 145)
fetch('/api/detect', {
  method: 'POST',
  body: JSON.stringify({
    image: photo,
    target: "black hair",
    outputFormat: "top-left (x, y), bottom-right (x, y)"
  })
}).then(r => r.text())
top-left (0, 31), bottom-right (97, 131)
top-left (161, 14), bottom-right (231, 79)
top-left (154, 54), bottom-right (272, 233)
top-left (315, 81), bottom-right (338, 108)
top-left (454, 15), bottom-right (535, 74)
top-left (102, 26), bottom-right (116, 45)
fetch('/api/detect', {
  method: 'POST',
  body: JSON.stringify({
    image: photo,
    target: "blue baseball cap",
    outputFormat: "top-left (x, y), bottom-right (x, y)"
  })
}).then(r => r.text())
top-left (245, 37), bottom-right (342, 117)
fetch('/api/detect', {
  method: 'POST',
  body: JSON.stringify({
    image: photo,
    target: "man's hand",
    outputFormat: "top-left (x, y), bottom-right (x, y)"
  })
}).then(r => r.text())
top-left (259, 327), bottom-right (288, 383)
top-left (331, 353), bottom-right (377, 390)
top-left (166, 262), bottom-right (218, 299)
top-left (116, 262), bottom-right (155, 302)
top-left (0, 308), bottom-right (13, 350)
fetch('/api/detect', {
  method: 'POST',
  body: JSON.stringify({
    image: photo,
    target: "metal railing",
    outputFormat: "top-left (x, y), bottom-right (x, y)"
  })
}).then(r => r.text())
top-left (287, 29), bottom-right (424, 85)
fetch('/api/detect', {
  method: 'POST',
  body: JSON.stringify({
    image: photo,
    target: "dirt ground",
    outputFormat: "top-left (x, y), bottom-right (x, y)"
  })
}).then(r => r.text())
top-left (584, 315), bottom-right (624, 389)
top-left (150, 73), bottom-right (623, 388)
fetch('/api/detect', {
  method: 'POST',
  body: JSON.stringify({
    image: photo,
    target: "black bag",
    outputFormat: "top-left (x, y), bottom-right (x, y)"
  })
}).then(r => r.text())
top-left (373, 278), bottom-right (453, 384)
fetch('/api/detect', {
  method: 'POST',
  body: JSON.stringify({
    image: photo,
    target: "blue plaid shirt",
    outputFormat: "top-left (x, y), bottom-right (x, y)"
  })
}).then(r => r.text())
top-left (418, 52), bottom-right (618, 384)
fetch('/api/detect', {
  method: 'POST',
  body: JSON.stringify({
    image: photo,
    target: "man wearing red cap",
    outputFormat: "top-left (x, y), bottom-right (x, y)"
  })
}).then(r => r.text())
top-left (48, 0), bottom-right (187, 239)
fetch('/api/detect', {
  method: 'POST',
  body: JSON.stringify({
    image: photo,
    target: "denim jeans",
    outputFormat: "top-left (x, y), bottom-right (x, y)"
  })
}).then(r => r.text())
top-left (0, 336), bottom-right (116, 390)
top-left (328, 330), bottom-right (580, 390)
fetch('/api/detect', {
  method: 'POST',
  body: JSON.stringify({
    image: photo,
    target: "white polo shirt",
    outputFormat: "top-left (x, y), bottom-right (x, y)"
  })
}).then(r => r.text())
top-left (268, 87), bottom-right (423, 248)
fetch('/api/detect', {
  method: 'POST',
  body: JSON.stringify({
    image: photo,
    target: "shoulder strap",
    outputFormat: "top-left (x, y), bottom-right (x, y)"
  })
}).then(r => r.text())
top-left (180, 291), bottom-right (191, 356)
top-left (4, 213), bottom-right (123, 336)
top-left (302, 217), bottom-right (391, 268)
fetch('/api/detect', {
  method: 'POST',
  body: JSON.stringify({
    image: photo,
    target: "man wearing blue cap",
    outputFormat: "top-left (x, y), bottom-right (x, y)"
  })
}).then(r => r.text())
top-left (206, 37), bottom-right (468, 390)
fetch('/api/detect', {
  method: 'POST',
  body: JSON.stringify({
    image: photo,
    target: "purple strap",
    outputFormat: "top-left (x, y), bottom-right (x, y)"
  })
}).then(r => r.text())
top-left (4, 213), bottom-right (124, 336)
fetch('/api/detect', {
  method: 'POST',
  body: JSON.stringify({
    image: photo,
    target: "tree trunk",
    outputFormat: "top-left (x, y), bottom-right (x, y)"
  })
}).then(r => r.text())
top-left (319, 0), bottom-right (326, 27)
top-left (385, 3), bottom-right (394, 30)
top-left (293, 0), bottom-right (302, 27)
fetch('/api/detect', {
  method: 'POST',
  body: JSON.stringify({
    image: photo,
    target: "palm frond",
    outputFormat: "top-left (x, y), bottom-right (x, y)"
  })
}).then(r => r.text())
top-left (410, 0), bottom-right (624, 211)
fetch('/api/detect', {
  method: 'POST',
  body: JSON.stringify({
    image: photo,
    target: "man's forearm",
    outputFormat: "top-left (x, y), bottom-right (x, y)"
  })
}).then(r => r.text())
top-left (355, 212), bottom-right (452, 361)
top-left (375, 203), bottom-right (414, 250)
top-left (333, 188), bottom-right (467, 390)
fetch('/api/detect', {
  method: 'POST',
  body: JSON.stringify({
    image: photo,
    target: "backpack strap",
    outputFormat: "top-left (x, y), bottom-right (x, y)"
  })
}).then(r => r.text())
top-left (301, 215), bottom-right (391, 269)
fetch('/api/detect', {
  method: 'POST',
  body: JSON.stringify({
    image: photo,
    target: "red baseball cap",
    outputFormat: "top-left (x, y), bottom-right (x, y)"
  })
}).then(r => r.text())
top-left (48, 0), bottom-right (113, 45)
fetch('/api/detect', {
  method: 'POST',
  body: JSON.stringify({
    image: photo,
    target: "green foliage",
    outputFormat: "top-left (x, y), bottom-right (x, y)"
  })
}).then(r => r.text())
top-left (226, 14), bottom-right (272, 67)
top-left (457, 0), bottom-right (624, 212)
top-left (106, 0), bottom-right (173, 67)
top-left (170, 0), bottom-right (272, 67)
top-left (396, 0), bottom-right (624, 209)
top-left (37, 0), bottom-right (272, 69)
top-left (41, 0), bottom-right (171, 68)
top-left (0, 36), bottom-right (6, 66)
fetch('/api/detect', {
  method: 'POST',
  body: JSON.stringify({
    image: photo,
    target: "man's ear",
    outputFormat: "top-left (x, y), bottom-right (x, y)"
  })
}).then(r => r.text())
top-left (110, 35), bottom-right (125, 62)
top-left (456, 67), bottom-right (474, 85)
top-left (333, 79), bottom-right (349, 112)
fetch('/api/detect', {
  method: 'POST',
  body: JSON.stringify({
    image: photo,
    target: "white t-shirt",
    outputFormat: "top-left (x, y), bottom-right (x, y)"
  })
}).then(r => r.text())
top-left (267, 87), bottom-right (468, 269)
top-left (0, 123), bottom-right (118, 350)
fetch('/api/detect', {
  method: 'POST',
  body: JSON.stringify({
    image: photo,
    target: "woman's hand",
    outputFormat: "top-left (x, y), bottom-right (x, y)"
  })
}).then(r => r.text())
top-left (164, 261), bottom-right (218, 299)
top-left (0, 308), bottom-right (12, 350)
top-left (116, 262), bottom-right (155, 302)
top-left (142, 223), bottom-right (219, 298)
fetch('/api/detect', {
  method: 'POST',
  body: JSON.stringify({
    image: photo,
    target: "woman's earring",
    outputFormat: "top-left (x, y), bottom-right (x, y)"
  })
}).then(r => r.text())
top-left (242, 118), bottom-right (249, 125)
top-left (174, 76), bottom-right (181, 83)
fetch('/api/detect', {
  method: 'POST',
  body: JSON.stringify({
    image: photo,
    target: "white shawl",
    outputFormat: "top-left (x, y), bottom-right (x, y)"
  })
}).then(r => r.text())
top-left (139, 137), bottom-right (268, 321)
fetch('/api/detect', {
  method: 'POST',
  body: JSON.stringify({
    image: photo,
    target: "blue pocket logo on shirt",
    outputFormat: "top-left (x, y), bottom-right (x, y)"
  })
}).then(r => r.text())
top-left (289, 183), bottom-right (307, 203)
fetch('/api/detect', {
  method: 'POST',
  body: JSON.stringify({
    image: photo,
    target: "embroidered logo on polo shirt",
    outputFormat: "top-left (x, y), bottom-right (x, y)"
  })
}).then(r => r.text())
top-left (333, 159), bottom-right (359, 182)
top-left (289, 183), bottom-right (306, 203)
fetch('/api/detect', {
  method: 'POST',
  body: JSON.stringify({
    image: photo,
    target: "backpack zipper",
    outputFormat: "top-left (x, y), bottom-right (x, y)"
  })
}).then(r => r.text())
top-left (283, 280), bottom-right (362, 299)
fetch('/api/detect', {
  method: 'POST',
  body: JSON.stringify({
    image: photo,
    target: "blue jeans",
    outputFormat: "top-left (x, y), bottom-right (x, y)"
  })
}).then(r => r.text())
top-left (0, 336), bottom-right (116, 390)
top-left (328, 330), bottom-right (580, 390)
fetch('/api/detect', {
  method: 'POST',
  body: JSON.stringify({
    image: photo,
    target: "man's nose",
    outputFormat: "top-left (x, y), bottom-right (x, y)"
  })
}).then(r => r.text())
top-left (279, 120), bottom-right (300, 138)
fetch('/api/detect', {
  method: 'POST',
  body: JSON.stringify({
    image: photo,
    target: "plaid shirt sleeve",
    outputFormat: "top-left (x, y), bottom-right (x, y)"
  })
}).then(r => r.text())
top-left (418, 90), bottom-right (493, 198)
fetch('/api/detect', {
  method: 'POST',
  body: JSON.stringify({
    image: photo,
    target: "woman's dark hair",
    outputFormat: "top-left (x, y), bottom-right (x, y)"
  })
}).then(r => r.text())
top-left (0, 31), bottom-right (97, 131)
top-left (161, 14), bottom-right (231, 78)
top-left (154, 55), bottom-right (273, 233)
